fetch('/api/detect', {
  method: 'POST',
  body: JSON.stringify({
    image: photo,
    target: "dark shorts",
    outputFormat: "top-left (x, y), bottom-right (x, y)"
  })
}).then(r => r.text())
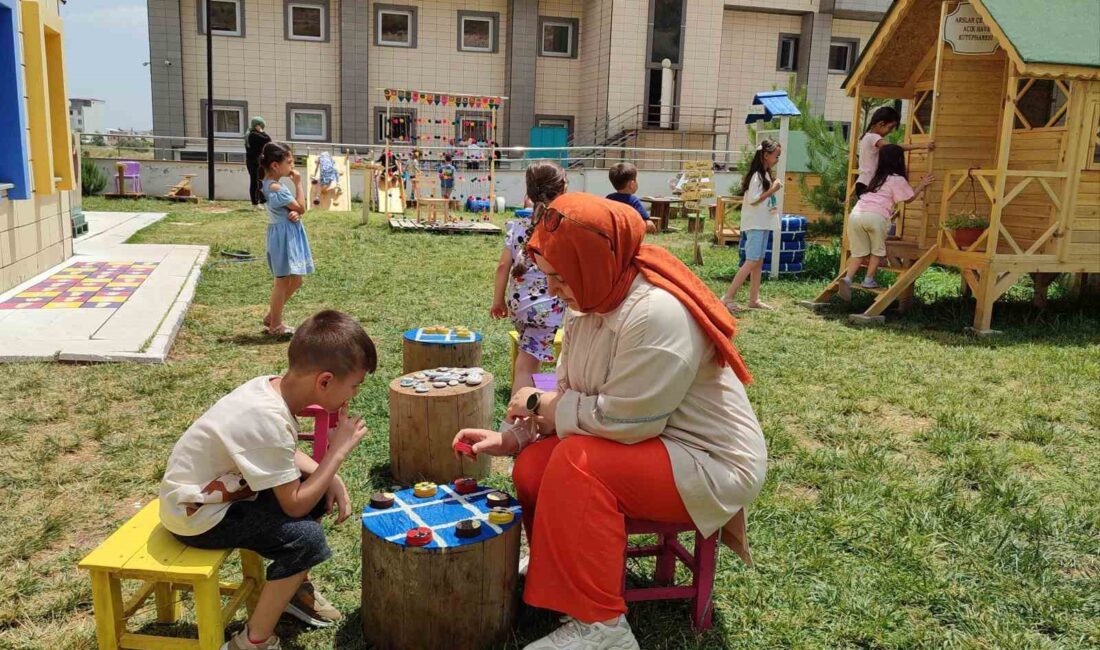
top-left (173, 490), bottom-right (331, 581)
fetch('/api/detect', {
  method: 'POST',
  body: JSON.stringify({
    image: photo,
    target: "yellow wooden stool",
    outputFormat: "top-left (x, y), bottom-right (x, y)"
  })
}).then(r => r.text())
top-left (79, 500), bottom-right (265, 650)
top-left (508, 329), bottom-right (563, 383)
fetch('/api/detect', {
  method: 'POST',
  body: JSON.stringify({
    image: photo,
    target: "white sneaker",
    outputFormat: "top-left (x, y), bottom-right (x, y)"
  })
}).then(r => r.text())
top-left (522, 615), bottom-right (640, 650)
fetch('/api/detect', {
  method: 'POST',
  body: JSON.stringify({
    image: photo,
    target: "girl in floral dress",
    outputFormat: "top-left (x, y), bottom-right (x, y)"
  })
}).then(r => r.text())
top-left (491, 162), bottom-right (568, 394)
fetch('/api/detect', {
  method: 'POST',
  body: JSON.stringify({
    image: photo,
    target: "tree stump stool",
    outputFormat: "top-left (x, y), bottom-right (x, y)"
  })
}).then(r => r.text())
top-left (389, 369), bottom-right (493, 484)
top-left (361, 484), bottom-right (522, 650)
top-left (402, 327), bottom-right (483, 373)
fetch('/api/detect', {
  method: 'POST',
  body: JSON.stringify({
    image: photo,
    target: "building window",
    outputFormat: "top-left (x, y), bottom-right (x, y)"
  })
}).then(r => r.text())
top-left (455, 111), bottom-right (491, 144)
top-left (777, 34), bottom-right (799, 72)
top-left (458, 11), bottom-right (498, 53)
top-left (375, 4), bottom-right (416, 48)
top-left (649, 0), bottom-right (684, 65)
top-left (828, 39), bottom-right (858, 74)
top-left (539, 17), bottom-right (578, 58)
top-left (200, 99), bottom-right (247, 137)
top-left (830, 121), bottom-right (851, 142)
top-left (287, 103), bottom-right (330, 141)
top-left (1014, 79), bottom-right (1070, 130)
top-left (286, 0), bottom-right (327, 42)
top-left (197, 0), bottom-right (243, 37)
top-left (375, 107), bottom-right (416, 144)
top-left (1088, 103), bottom-right (1100, 170)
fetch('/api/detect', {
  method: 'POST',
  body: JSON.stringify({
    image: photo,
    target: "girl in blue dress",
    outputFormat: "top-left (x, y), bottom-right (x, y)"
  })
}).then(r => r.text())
top-left (259, 142), bottom-right (314, 336)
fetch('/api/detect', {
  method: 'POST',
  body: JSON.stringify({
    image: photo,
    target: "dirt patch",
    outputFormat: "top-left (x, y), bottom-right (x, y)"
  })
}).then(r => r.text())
top-left (878, 404), bottom-right (933, 438)
top-left (775, 483), bottom-right (820, 503)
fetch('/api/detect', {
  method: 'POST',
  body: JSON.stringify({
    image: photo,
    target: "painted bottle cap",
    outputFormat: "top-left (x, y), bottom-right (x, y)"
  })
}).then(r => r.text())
top-left (369, 491), bottom-right (395, 509)
top-left (405, 526), bottom-right (433, 546)
top-left (414, 482), bottom-right (438, 498)
top-left (486, 491), bottom-right (511, 508)
top-left (453, 441), bottom-right (476, 458)
top-left (454, 519), bottom-right (482, 538)
top-left (488, 508), bottom-right (514, 525)
top-left (453, 477), bottom-right (477, 494)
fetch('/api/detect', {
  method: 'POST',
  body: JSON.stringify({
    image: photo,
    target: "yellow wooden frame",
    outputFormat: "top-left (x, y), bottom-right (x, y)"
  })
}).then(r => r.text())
top-left (18, 1), bottom-right (73, 194)
top-left (1085, 101), bottom-right (1100, 172)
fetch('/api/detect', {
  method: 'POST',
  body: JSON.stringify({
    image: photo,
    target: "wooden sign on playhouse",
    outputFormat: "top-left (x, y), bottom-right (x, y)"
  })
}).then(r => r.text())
top-left (943, 3), bottom-right (999, 55)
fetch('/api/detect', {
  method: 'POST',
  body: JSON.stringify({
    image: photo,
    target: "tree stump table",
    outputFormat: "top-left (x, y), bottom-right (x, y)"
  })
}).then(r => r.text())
top-left (402, 327), bottom-right (483, 373)
top-left (389, 369), bottom-right (493, 484)
top-left (361, 484), bottom-right (522, 650)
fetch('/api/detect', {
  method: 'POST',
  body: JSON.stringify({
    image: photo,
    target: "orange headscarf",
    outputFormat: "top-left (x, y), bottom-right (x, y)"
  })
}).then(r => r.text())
top-left (527, 193), bottom-right (752, 384)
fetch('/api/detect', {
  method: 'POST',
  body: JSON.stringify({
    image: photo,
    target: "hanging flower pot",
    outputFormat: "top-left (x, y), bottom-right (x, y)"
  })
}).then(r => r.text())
top-left (943, 212), bottom-right (989, 249)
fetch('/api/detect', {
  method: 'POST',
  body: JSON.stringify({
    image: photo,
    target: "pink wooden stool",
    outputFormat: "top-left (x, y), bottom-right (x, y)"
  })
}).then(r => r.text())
top-left (532, 372), bottom-right (556, 392)
top-left (298, 405), bottom-right (337, 462)
top-left (623, 519), bottom-right (718, 630)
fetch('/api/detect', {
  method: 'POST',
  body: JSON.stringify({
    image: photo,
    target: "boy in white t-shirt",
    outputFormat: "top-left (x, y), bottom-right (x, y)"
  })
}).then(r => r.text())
top-left (856, 106), bottom-right (934, 199)
top-left (840, 144), bottom-right (934, 300)
top-left (160, 310), bottom-right (377, 650)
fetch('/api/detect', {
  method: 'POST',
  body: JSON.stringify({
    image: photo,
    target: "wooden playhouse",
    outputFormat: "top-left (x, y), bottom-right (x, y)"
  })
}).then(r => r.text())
top-left (807, 0), bottom-right (1100, 332)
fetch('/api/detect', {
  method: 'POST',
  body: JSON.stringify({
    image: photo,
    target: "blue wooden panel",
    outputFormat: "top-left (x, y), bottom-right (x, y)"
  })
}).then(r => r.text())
top-left (527, 126), bottom-right (568, 163)
top-left (0, 0), bottom-right (31, 200)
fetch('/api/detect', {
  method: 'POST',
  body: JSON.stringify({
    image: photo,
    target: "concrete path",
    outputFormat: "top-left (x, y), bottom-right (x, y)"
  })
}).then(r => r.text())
top-left (0, 212), bottom-right (208, 363)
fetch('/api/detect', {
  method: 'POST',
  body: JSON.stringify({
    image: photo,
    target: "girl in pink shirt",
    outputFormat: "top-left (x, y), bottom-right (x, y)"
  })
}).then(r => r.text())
top-left (856, 106), bottom-right (934, 199)
top-left (839, 144), bottom-right (934, 300)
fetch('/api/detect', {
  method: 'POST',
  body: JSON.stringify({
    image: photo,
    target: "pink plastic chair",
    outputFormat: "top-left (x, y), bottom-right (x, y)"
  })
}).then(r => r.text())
top-left (115, 160), bottom-right (142, 194)
top-left (623, 519), bottom-right (719, 630)
top-left (298, 405), bottom-right (338, 462)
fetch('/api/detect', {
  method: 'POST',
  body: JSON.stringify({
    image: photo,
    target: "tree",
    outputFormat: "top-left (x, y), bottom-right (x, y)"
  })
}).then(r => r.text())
top-left (90, 134), bottom-right (106, 147)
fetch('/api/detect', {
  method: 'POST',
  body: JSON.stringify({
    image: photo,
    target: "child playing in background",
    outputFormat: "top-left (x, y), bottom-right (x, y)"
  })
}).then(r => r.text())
top-left (606, 162), bottom-right (657, 234)
top-left (160, 311), bottom-right (377, 650)
top-left (260, 143), bottom-right (313, 337)
top-left (856, 106), bottom-right (934, 198)
top-left (839, 144), bottom-right (934, 300)
top-left (310, 151), bottom-right (342, 206)
top-left (721, 138), bottom-right (783, 313)
top-left (491, 161), bottom-right (567, 394)
top-left (439, 153), bottom-right (457, 200)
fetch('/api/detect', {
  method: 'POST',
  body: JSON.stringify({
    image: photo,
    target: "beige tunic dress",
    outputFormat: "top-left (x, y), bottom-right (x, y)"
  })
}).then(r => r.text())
top-left (552, 276), bottom-right (767, 561)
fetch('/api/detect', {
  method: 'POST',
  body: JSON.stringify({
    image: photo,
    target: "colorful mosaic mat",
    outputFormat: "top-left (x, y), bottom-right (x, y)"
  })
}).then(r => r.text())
top-left (0, 261), bottom-right (157, 310)
top-left (362, 484), bottom-right (521, 549)
top-left (403, 327), bottom-right (482, 345)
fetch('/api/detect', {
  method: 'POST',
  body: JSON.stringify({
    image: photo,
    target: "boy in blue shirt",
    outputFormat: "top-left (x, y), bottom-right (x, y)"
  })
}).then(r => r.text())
top-left (606, 163), bottom-right (657, 234)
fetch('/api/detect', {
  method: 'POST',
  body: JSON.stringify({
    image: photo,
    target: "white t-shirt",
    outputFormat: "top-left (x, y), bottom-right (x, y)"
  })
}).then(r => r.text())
top-left (740, 171), bottom-right (778, 231)
top-left (857, 133), bottom-right (883, 186)
top-left (159, 376), bottom-right (301, 536)
top-left (467, 143), bottom-right (482, 161)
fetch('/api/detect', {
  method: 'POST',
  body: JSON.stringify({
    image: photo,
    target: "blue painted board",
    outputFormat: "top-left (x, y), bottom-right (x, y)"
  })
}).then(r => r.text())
top-left (403, 327), bottom-right (482, 346)
top-left (362, 484), bottom-right (521, 550)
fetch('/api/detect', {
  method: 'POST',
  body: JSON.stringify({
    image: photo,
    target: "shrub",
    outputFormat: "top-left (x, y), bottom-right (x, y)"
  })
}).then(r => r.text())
top-left (943, 212), bottom-right (990, 230)
top-left (80, 158), bottom-right (106, 196)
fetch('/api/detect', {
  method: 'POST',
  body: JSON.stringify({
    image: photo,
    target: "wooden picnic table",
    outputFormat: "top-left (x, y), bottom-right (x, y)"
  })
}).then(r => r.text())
top-left (641, 196), bottom-right (684, 232)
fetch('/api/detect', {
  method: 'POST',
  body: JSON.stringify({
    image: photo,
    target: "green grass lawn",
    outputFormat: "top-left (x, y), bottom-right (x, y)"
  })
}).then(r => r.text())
top-left (1, 197), bottom-right (1097, 649)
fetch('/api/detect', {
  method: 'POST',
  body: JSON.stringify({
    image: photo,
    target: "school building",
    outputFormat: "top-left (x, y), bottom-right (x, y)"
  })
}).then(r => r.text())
top-left (147, 0), bottom-right (888, 161)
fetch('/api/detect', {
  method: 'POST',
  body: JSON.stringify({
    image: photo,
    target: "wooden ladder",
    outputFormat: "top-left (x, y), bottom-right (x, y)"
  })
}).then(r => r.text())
top-left (803, 245), bottom-right (939, 322)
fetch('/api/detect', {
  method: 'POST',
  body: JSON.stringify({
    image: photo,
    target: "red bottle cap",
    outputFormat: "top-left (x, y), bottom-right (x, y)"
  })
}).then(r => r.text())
top-left (405, 527), bottom-right (433, 546)
top-left (453, 441), bottom-right (476, 458)
top-left (454, 477), bottom-right (477, 494)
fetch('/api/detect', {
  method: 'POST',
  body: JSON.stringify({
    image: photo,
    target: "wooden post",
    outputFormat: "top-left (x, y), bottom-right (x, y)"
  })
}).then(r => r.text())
top-left (920, 1), bottom-right (949, 249)
top-left (987, 62), bottom-right (1018, 259)
top-left (770, 116), bottom-right (789, 279)
top-left (489, 104), bottom-right (497, 214)
top-left (1054, 89), bottom-right (1091, 262)
top-left (841, 87), bottom-right (862, 274)
top-left (389, 373), bottom-right (494, 484)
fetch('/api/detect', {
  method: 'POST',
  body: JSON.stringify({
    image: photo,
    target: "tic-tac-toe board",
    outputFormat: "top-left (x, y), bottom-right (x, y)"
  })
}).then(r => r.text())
top-left (403, 327), bottom-right (482, 345)
top-left (362, 484), bottom-right (521, 549)
top-left (0, 261), bottom-right (157, 310)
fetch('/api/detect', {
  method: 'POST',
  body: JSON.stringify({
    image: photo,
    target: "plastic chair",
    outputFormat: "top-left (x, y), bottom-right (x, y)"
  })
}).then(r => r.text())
top-left (298, 405), bottom-right (337, 462)
top-left (115, 160), bottom-right (142, 194)
top-left (623, 519), bottom-right (718, 630)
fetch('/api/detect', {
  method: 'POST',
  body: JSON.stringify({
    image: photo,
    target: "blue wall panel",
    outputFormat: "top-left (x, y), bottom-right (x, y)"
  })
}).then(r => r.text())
top-left (0, 0), bottom-right (31, 200)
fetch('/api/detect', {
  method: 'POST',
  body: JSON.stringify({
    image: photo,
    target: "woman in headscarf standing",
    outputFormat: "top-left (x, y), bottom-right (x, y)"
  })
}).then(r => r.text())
top-left (245, 117), bottom-right (272, 209)
top-left (455, 193), bottom-right (768, 649)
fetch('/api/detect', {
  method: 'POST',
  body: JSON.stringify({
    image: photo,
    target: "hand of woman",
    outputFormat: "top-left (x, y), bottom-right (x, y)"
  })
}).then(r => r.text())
top-left (506, 389), bottom-right (560, 434)
top-left (453, 428), bottom-right (519, 457)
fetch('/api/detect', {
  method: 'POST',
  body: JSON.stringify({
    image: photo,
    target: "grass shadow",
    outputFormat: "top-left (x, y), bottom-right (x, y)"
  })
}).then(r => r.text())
top-left (220, 333), bottom-right (295, 346)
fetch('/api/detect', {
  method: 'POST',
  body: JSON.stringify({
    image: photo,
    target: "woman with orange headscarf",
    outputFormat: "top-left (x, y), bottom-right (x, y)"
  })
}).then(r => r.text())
top-left (455, 192), bottom-right (767, 650)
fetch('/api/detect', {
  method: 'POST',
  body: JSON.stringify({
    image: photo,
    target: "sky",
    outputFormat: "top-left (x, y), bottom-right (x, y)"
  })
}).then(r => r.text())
top-left (61, 0), bottom-right (152, 131)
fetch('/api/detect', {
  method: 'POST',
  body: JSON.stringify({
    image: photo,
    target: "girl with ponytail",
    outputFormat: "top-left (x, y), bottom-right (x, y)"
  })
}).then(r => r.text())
top-left (721, 138), bottom-right (783, 312)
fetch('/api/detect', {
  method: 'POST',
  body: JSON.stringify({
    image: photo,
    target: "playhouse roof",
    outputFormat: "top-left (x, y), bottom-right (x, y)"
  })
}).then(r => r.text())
top-left (745, 91), bottom-right (802, 124)
top-left (980, 0), bottom-right (1100, 68)
top-left (845, 0), bottom-right (1100, 94)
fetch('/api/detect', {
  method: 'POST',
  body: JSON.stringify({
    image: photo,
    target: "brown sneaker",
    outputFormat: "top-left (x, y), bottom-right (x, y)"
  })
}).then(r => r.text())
top-left (221, 627), bottom-right (281, 650)
top-left (284, 581), bottom-right (342, 627)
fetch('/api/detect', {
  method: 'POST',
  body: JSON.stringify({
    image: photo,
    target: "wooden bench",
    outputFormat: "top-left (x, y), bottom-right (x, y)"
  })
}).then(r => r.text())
top-left (713, 196), bottom-right (743, 246)
top-left (79, 500), bottom-right (265, 650)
